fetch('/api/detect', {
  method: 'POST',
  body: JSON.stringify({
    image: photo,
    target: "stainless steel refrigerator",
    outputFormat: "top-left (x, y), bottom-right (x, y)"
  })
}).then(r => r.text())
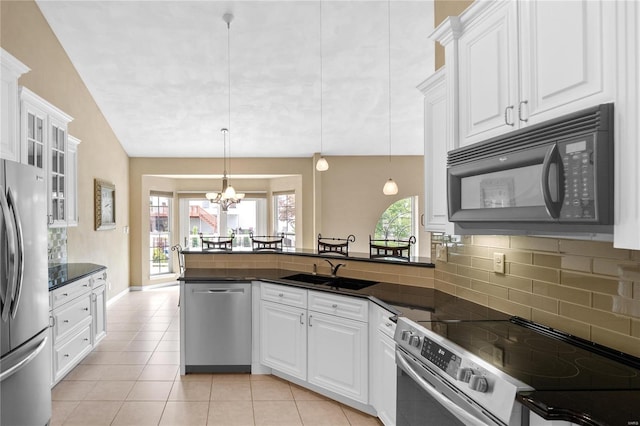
top-left (1, 159), bottom-right (51, 425)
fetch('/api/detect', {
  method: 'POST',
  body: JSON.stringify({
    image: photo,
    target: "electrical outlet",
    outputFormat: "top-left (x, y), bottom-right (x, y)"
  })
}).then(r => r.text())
top-left (435, 243), bottom-right (448, 262)
top-left (493, 252), bottom-right (505, 274)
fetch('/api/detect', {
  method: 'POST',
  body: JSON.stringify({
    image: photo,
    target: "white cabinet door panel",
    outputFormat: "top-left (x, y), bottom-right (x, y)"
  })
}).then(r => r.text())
top-left (260, 300), bottom-right (307, 380)
top-left (458, 2), bottom-right (519, 146)
top-left (308, 312), bottom-right (367, 403)
top-left (520, 0), bottom-right (614, 124)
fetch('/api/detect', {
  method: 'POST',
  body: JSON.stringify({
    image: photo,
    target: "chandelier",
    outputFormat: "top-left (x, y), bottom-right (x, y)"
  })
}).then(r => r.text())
top-left (206, 128), bottom-right (244, 211)
top-left (206, 13), bottom-right (244, 211)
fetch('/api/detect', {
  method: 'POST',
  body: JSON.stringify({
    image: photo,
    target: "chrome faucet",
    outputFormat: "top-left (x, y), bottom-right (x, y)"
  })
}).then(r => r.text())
top-left (324, 259), bottom-right (346, 277)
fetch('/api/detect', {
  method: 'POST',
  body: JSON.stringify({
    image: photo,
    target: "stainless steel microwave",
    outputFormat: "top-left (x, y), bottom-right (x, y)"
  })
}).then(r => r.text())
top-left (447, 103), bottom-right (614, 236)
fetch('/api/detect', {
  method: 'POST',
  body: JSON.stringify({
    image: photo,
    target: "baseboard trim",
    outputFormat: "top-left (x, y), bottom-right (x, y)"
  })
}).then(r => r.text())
top-left (129, 281), bottom-right (180, 292)
top-left (106, 287), bottom-right (130, 307)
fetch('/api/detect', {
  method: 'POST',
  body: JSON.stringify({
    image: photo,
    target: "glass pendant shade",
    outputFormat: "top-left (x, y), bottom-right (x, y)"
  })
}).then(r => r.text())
top-left (383, 178), bottom-right (398, 195)
top-left (223, 185), bottom-right (236, 199)
top-left (316, 157), bottom-right (329, 171)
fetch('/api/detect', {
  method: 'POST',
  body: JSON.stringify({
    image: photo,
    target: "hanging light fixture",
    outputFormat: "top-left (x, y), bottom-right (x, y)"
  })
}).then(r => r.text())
top-left (382, 0), bottom-right (398, 195)
top-left (206, 13), bottom-right (245, 211)
top-left (315, 1), bottom-right (329, 172)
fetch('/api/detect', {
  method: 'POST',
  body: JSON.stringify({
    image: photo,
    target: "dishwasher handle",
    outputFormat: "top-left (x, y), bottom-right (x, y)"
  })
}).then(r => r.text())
top-left (192, 288), bottom-right (246, 294)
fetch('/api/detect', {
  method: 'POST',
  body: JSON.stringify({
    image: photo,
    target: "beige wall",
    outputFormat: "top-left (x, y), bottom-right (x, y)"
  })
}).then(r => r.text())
top-left (1, 0), bottom-right (130, 300)
top-left (129, 155), bottom-right (425, 287)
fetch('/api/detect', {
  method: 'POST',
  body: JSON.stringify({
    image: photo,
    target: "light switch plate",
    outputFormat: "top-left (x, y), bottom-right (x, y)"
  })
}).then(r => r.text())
top-left (493, 252), bottom-right (505, 274)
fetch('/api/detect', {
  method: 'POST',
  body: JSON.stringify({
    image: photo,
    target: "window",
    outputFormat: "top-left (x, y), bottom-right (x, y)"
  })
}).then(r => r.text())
top-left (274, 192), bottom-right (295, 248)
top-left (149, 192), bottom-right (172, 275)
top-left (374, 196), bottom-right (418, 252)
top-left (180, 197), bottom-right (267, 249)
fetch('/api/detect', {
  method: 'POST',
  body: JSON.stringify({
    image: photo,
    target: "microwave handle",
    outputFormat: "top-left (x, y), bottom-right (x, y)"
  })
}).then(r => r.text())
top-left (541, 144), bottom-right (563, 219)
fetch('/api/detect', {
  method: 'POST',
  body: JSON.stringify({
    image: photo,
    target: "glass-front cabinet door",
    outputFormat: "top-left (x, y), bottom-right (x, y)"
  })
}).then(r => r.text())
top-left (49, 121), bottom-right (66, 226)
top-left (20, 87), bottom-right (73, 227)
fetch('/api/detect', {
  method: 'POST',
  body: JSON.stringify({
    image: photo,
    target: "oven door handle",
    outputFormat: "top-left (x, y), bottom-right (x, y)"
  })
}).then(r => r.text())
top-left (396, 349), bottom-right (490, 426)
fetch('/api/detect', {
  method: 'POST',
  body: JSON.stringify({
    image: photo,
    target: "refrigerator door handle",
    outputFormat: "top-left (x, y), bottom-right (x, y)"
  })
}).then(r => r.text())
top-left (0, 334), bottom-right (48, 382)
top-left (0, 185), bottom-right (18, 321)
top-left (6, 188), bottom-right (25, 319)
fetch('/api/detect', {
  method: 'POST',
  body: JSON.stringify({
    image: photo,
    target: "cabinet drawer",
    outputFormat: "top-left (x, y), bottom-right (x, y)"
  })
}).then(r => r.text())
top-left (261, 283), bottom-right (307, 308)
top-left (372, 304), bottom-right (396, 339)
top-left (91, 271), bottom-right (107, 289)
top-left (54, 324), bottom-right (92, 377)
top-left (308, 291), bottom-right (368, 322)
top-left (52, 294), bottom-right (91, 342)
top-left (51, 276), bottom-right (92, 308)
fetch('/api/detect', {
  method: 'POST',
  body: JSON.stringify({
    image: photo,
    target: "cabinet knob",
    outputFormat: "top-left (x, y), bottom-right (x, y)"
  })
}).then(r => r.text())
top-left (278, 293), bottom-right (284, 297)
top-left (64, 354), bottom-right (70, 357)
top-left (83, 307), bottom-right (89, 311)
top-left (331, 304), bottom-right (338, 309)
top-left (83, 338), bottom-right (89, 342)
top-left (62, 293), bottom-right (68, 297)
top-left (63, 320), bottom-right (69, 323)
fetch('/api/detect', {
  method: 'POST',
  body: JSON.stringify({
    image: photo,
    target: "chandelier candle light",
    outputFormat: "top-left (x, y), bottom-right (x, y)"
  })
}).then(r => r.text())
top-left (206, 13), bottom-right (245, 211)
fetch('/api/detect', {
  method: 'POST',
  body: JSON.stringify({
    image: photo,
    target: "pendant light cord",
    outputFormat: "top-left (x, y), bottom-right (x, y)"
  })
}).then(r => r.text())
top-left (319, 0), bottom-right (323, 156)
top-left (226, 15), bottom-right (232, 177)
top-left (387, 0), bottom-right (391, 164)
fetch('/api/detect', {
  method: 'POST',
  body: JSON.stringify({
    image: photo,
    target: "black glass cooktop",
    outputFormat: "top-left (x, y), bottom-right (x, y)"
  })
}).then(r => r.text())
top-left (416, 318), bottom-right (640, 392)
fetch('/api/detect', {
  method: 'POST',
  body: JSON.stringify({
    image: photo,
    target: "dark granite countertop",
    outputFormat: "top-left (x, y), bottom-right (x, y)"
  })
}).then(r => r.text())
top-left (181, 247), bottom-right (435, 267)
top-left (180, 267), bottom-right (639, 426)
top-left (48, 263), bottom-right (106, 291)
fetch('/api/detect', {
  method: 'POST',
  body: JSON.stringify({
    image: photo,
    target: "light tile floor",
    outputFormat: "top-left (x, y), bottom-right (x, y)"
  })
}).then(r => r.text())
top-left (51, 285), bottom-right (382, 425)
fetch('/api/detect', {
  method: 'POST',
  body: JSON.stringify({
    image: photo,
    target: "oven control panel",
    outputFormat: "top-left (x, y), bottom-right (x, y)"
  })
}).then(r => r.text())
top-left (421, 336), bottom-right (461, 379)
top-left (395, 320), bottom-right (508, 396)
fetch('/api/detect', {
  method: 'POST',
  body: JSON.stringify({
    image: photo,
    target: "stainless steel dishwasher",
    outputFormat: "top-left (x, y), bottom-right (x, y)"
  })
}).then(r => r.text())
top-left (183, 281), bottom-right (252, 373)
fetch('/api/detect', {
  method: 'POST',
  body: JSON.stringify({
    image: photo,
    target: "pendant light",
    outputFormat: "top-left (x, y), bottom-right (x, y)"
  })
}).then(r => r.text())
top-left (206, 13), bottom-right (245, 211)
top-left (315, 1), bottom-right (329, 172)
top-left (383, 0), bottom-right (398, 195)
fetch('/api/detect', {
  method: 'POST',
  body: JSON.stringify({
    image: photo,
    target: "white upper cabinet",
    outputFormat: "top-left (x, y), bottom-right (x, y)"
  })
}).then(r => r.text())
top-left (457, 1), bottom-right (519, 146)
top-left (518, 1), bottom-right (615, 125)
top-left (1, 49), bottom-right (30, 162)
top-left (20, 87), bottom-right (74, 227)
top-left (419, 68), bottom-right (454, 234)
top-left (439, 0), bottom-right (616, 148)
top-left (614, 1), bottom-right (640, 250)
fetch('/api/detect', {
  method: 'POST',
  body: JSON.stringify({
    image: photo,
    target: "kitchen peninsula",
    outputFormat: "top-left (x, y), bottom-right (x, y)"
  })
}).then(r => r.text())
top-left (179, 249), bottom-right (640, 426)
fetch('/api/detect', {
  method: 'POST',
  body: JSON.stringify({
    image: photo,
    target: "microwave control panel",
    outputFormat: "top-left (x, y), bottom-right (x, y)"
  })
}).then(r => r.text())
top-left (560, 137), bottom-right (596, 221)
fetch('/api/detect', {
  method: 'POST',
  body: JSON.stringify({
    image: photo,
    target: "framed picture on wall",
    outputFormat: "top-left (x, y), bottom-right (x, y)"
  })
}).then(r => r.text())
top-left (95, 179), bottom-right (116, 230)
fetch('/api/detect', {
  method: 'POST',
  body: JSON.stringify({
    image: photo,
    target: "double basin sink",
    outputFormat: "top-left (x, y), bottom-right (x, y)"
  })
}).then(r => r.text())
top-left (281, 273), bottom-right (378, 291)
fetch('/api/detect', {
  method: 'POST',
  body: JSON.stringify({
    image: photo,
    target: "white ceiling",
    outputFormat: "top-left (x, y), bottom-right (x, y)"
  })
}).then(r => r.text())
top-left (36, 0), bottom-right (435, 158)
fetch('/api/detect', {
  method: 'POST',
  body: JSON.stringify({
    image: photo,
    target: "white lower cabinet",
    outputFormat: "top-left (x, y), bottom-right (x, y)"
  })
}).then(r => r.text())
top-left (259, 283), bottom-right (370, 407)
top-left (370, 303), bottom-right (397, 426)
top-left (49, 268), bottom-right (108, 386)
top-left (307, 311), bottom-right (368, 404)
top-left (260, 300), bottom-right (307, 380)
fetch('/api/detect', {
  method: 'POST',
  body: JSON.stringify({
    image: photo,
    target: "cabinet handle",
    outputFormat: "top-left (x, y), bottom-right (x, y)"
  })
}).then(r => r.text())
top-left (309, 315), bottom-right (313, 327)
top-left (64, 354), bottom-right (70, 358)
top-left (420, 214), bottom-right (425, 227)
top-left (83, 307), bottom-right (89, 311)
top-left (49, 316), bottom-right (55, 327)
top-left (83, 338), bottom-right (89, 342)
top-left (278, 293), bottom-right (284, 297)
top-left (62, 293), bottom-right (68, 297)
top-left (63, 320), bottom-right (69, 323)
top-left (504, 105), bottom-right (515, 126)
top-left (385, 322), bottom-right (393, 328)
top-left (48, 215), bottom-right (54, 225)
top-left (518, 100), bottom-right (529, 122)
top-left (299, 313), bottom-right (304, 325)
top-left (331, 304), bottom-right (338, 309)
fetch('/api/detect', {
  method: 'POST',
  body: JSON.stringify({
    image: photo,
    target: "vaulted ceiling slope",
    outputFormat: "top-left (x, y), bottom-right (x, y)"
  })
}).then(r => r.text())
top-left (36, 0), bottom-right (434, 158)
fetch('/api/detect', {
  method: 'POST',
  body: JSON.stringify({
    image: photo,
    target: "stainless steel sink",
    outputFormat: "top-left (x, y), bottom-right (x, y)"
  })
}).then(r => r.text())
top-left (281, 273), bottom-right (378, 291)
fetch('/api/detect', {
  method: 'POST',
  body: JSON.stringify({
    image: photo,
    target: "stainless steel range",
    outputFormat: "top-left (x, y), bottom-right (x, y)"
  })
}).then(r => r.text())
top-left (394, 316), bottom-right (532, 426)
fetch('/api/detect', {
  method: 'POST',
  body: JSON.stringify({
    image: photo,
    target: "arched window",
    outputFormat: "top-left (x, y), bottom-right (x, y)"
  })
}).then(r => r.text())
top-left (374, 196), bottom-right (418, 251)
